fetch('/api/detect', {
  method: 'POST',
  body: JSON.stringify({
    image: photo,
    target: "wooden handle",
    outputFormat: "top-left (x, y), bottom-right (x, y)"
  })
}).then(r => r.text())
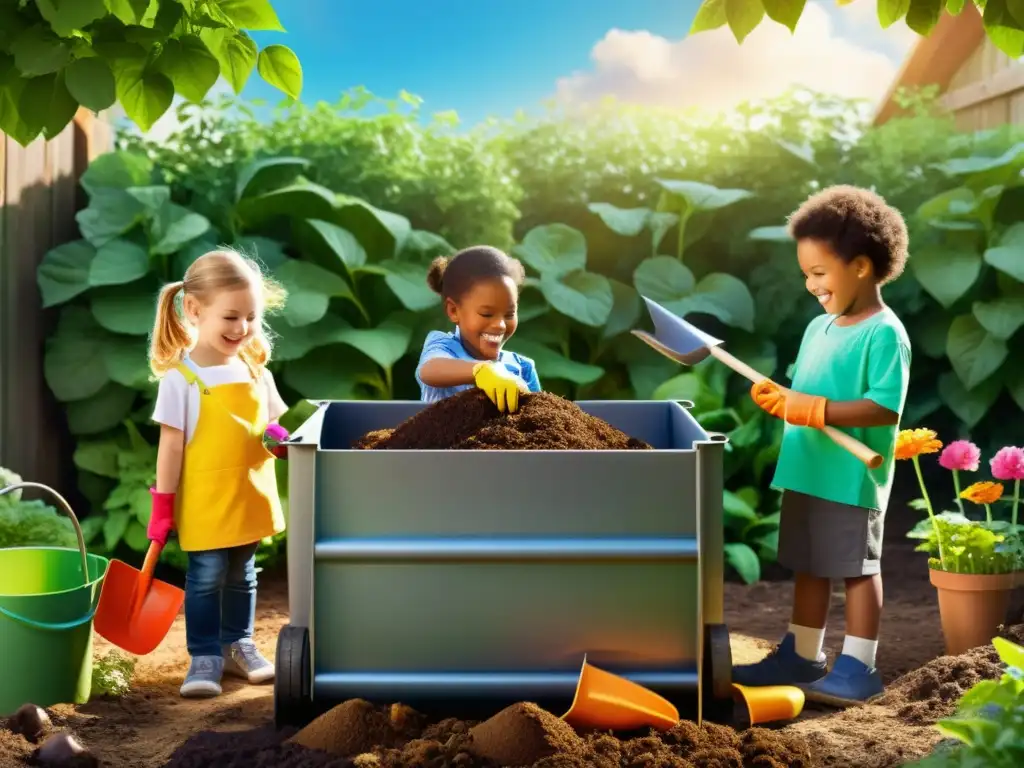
top-left (707, 346), bottom-right (883, 470)
top-left (131, 541), bottom-right (164, 619)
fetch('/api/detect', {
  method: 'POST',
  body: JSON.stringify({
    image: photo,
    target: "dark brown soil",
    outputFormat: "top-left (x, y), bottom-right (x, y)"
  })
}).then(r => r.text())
top-left (164, 699), bottom-right (812, 767)
top-left (354, 389), bottom-right (652, 450)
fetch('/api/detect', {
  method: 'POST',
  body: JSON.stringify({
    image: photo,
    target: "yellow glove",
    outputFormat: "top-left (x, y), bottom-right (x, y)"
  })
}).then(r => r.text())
top-left (472, 361), bottom-right (527, 413)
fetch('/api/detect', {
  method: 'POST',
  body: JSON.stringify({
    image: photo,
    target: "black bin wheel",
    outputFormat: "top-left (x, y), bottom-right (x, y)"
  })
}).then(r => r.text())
top-left (274, 624), bottom-right (312, 729)
top-left (702, 623), bottom-right (734, 722)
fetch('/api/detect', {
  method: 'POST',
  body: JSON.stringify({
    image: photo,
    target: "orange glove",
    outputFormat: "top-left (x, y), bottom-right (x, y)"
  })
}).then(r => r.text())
top-left (750, 379), bottom-right (827, 429)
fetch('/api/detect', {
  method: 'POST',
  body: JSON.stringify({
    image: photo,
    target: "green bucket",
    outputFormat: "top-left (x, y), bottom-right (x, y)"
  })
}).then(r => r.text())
top-left (0, 483), bottom-right (109, 716)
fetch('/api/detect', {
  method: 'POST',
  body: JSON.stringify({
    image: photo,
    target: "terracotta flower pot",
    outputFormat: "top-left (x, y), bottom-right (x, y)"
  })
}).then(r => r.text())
top-left (930, 568), bottom-right (1014, 656)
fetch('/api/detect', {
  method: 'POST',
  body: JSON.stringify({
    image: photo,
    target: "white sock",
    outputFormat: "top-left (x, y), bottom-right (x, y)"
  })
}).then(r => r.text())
top-left (789, 623), bottom-right (825, 661)
top-left (842, 635), bottom-right (878, 668)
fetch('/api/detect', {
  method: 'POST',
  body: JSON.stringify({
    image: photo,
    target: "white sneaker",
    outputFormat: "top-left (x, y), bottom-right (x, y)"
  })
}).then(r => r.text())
top-left (223, 639), bottom-right (275, 684)
top-left (180, 655), bottom-right (224, 698)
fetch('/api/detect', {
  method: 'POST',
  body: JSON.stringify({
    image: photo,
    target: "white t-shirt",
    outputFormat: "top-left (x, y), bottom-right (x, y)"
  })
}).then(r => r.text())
top-left (151, 356), bottom-right (288, 445)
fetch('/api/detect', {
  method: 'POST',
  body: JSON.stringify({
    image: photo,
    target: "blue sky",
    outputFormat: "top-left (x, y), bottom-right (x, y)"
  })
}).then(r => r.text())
top-left (238, 0), bottom-right (918, 128)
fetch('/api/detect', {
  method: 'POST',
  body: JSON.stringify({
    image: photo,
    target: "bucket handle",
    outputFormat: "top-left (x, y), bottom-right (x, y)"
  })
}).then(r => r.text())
top-left (0, 482), bottom-right (90, 584)
top-left (0, 604), bottom-right (97, 632)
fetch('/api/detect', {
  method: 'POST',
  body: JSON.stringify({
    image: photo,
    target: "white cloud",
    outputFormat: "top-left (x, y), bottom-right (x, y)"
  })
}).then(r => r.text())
top-left (552, 2), bottom-right (920, 113)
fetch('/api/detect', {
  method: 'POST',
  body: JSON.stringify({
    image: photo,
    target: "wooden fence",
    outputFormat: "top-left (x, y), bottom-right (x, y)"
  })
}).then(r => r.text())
top-left (0, 109), bottom-right (114, 492)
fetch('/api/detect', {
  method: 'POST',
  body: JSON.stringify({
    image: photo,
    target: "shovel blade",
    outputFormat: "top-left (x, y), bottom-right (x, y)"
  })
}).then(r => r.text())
top-left (640, 297), bottom-right (723, 360)
top-left (562, 658), bottom-right (679, 732)
top-left (95, 558), bottom-right (184, 656)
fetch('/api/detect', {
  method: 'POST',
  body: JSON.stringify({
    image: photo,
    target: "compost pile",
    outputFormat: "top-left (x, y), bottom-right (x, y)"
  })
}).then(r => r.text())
top-left (354, 389), bottom-right (652, 451)
top-left (164, 699), bottom-right (812, 767)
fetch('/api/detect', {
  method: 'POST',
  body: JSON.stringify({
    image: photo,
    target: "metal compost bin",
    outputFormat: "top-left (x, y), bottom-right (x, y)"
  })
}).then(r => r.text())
top-left (274, 398), bottom-right (732, 727)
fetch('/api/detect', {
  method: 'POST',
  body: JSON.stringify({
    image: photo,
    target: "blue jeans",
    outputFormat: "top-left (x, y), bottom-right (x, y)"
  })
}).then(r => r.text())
top-left (184, 542), bottom-right (259, 657)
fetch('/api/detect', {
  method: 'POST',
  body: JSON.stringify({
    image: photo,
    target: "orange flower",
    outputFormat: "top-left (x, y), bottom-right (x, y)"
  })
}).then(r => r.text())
top-left (895, 428), bottom-right (943, 460)
top-left (960, 481), bottom-right (1004, 506)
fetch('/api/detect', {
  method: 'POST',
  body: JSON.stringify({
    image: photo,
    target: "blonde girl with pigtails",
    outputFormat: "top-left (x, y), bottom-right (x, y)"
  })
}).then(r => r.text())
top-left (147, 249), bottom-right (291, 699)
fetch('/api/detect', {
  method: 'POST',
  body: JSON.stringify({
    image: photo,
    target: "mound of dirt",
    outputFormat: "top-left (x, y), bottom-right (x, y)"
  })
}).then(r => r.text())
top-left (165, 699), bottom-right (810, 767)
top-left (354, 389), bottom-right (652, 451)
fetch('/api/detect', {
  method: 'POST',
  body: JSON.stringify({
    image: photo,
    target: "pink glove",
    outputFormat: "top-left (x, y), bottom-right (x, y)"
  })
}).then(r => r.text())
top-left (265, 423), bottom-right (290, 459)
top-left (147, 489), bottom-right (175, 546)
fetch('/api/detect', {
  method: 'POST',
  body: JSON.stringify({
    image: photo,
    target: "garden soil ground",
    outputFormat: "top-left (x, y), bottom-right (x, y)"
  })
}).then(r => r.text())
top-left (4, 523), bottom-right (1022, 767)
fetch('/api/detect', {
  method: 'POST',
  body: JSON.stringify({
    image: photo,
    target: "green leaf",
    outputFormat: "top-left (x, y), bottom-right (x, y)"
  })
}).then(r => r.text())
top-left (151, 203), bottom-right (211, 256)
top-left (106, 0), bottom-right (152, 25)
top-left (125, 185), bottom-right (171, 213)
top-left (377, 260), bottom-right (441, 312)
top-left (172, 238), bottom-right (217, 278)
top-left (155, 35), bottom-right (220, 103)
top-left (334, 320), bottom-right (413, 370)
top-left (946, 314), bottom-right (1009, 389)
top-left (334, 195), bottom-right (411, 258)
top-left (762, 0), bottom-right (806, 32)
top-left (89, 239), bottom-right (151, 287)
top-left (723, 489), bottom-right (758, 527)
top-left (911, 313), bottom-right (952, 358)
top-left (37, 241), bottom-right (96, 308)
top-left (601, 279), bottom-right (642, 341)
top-left (973, 298), bottom-right (1024, 340)
top-left (76, 188), bottom-right (148, 247)
top-left (984, 0), bottom-right (1024, 58)
top-left (656, 178), bottom-right (754, 214)
top-left (122, 521), bottom-right (149, 552)
top-left (675, 273), bottom-right (756, 332)
top-left (233, 236), bottom-right (289, 269)
top-left (64, 56), bottom-right (116, 111)
top-left (11, 24), bottom-right (71, 75)
top-left (236, 181), bottom-right (337, 228)
top-left (66, 383), bottom-right (137, 435)
top-left (114, 59), bottom-right (174, 133)
top-left (724, 542), bottom-right (761, 584)
top-left (257, 44), bottom-right (302, 100)
top-left (401, 230), bottom-right (456, 260)
top-left (878, 0), bottom-right (912, 25)
top-left (938, 372), bottom-right (1002, 429)
top-left (91, 288), bottom-right (157, 335)
top-left (984, 223), bottom-right (1024, 282)
top-left (633, 256), bottom-right (696, 303)
top-left (17, 71), bottom-right (79, 140)
top-left (267, 312), bottom-right (350, 362)
top-left (747, 225), bottom-right (791, 242)
top-left (218, 0), bottom-right (286, 30)
top-left (648, 212), bottom-right (679, 253)
top-left (74, 439), bottom-right (120, 479)
top-left (690, 0), bottom-right (728, 31)
top-left (652, 373), bottom-right (721, 413)
top-left (993, 636), bottom-right (1024, 668)
top-left (905, 0), bottom-right (943, 35)
top-left (103, 334), bottom-right (151, 389)
top-left (300, 218), bottom-right (367, 273)
top-left (236, 156), bottom-right (311, 201)
top-left (910, 243), bottom-right (982, 308)
top-left (283, 344), bottom-right (383, 400)
top-left (80, 152), bottom-right (154, 196)
top-left (44, 307), bottom-right (112, 402)
top-left (508, 340), bottom-right (604, 385)
top-left (274, 259), bottom-right (357, 327)
top-left (513, 224), bottom-right (588, 278)
top-left (200, 29), bottom-right (258, 94)
top-left (539, 271), bottom-right (614, 327)
top-left (588, 203), bottom-right (650, 237)
top-left (724, 0), bottom-right (765, 43)
top-left (35, 0), bottom-right (107, 37)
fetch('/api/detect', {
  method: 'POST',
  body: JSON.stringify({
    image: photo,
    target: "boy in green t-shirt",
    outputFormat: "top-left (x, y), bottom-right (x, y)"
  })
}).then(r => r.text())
top-left (732, 185), bottom-right (912, 706)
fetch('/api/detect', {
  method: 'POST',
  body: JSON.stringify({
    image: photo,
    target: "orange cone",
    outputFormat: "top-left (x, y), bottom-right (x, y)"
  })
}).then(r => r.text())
top-left (562, 656), bottom-right (679, 732)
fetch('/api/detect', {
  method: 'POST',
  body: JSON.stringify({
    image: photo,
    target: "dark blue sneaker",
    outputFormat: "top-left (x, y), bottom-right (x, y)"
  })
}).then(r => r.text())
top-left (804, 654), bottom-right (884, 706)
top-left (732, 633), bottom-right (827, 687)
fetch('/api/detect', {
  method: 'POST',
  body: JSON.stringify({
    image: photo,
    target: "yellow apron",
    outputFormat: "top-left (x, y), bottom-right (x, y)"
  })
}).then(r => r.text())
top-left (174, 363), bottom-right (285, 552)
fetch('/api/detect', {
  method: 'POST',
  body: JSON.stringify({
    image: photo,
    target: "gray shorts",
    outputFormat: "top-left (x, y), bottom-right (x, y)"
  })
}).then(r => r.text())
top-left (777, 490), bottom-right (884, 579)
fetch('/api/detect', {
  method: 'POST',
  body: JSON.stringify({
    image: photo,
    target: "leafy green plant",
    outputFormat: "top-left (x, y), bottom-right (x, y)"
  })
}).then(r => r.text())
top-left (905, 637), bottom-right (1024, 767)
top-left (0, 0), bottom-right (302, 146)
top-left (0, 466), bottom-right (78, 549)
top-left (91, 650), bottom-right (136, 699)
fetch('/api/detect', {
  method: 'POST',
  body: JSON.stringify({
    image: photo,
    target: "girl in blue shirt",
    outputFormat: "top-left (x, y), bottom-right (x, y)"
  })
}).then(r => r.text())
top-left (416, 246), bottom-right (541, 413)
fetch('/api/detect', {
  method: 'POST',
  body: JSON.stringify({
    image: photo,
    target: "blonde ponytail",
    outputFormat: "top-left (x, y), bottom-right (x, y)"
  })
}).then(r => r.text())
top-left (149, 281), bottom-right (191, 377)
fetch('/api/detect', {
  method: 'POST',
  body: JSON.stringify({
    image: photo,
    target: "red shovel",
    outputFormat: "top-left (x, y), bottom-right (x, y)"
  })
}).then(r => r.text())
top-left (94, 541), bottom-right (184, 655)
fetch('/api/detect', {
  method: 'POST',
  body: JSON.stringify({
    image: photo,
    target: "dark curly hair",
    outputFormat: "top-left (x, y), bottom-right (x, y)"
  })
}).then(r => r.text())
top-left (787, 185), bottom-right (909, 284)
top-left (427, 245), bottom-right (526, 302)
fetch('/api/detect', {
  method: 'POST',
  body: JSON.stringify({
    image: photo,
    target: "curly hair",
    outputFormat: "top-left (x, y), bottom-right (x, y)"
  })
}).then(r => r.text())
top-left (427, 245), bottom-right (526, 302)
top-left (787, 185), bottom-right (909, 284)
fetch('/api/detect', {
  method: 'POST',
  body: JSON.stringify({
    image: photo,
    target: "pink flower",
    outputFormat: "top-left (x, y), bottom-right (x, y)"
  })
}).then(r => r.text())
top-left (939, 440), bottom-right (981, 472)
top-left (990, 446), bottom-right (1024, 481)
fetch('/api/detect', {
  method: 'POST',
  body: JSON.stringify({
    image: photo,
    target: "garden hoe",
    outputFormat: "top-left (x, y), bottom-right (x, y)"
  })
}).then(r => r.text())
top-left (94, 541), bottom-right (184, 655)
top-left (632, 296), bottom-right (883, 469)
